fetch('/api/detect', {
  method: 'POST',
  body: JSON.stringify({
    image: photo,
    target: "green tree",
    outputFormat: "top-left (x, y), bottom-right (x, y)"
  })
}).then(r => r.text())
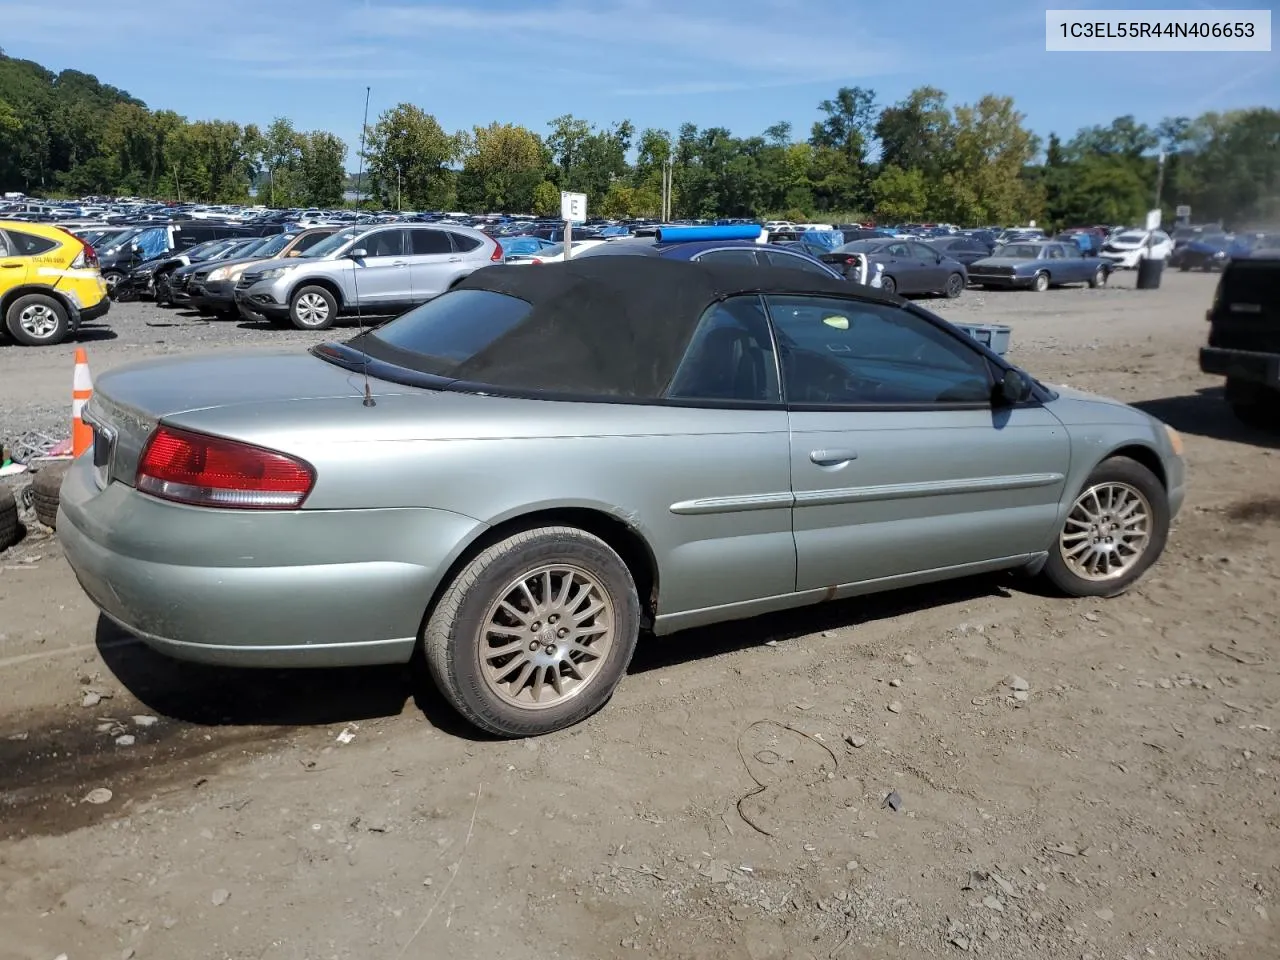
top-left (870, 165), bottom-right (928, 221)
top-left (457, 122), bottom-right (548, 212)
top-left (300, 131), bottom-right (348, 206)
top-left (874, 86), bottom-right (952, 178)
top-left (364, 103), bottom-right (459, 209)
top-left (531, 180), bottom-right (560, 217)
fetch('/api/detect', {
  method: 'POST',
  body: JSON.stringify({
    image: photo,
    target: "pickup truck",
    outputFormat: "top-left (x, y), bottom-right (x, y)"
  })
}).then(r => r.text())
top-left (1199, 253), bottom-right (1280, 427)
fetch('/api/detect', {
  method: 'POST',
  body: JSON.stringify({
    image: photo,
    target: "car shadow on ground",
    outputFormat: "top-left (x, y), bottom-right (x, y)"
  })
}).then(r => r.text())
top-left (72, 326), bottom-right (118, 343)
top-left (1134, 388), bottom-right (1280, 450)
top-left (95, 573), bottom-right (1013, 740)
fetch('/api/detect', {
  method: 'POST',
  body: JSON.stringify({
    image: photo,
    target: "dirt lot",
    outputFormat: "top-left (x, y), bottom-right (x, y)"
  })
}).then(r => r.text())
top-left (1, 272), bottom-right (1278, 960)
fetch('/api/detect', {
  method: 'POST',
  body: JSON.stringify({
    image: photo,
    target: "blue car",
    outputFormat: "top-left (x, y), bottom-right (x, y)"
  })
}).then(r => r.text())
top-left (968, 240), bottom-right (1113, 292)
top-left (573, 224), bottom-right (843, 279)
top-left (501, 236), bottom-right (558, 260)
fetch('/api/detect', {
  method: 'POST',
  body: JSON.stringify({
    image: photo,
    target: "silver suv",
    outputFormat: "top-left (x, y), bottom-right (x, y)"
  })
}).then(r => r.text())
top-left (233, 223), bottom-right (501, 329)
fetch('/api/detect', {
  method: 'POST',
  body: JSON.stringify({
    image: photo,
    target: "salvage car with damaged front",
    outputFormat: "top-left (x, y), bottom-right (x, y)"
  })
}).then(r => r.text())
top-left (59, 257), bottom-right (1185, 738)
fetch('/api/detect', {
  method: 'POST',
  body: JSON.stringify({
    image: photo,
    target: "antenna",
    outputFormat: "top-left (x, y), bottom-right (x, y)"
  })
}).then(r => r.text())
top-left (354, 86), bottom-right (375, 408)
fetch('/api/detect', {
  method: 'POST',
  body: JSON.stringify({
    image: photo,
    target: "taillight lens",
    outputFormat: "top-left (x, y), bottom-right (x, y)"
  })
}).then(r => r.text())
top-left (531, 258), bottom-right (543, 265)
top-left (136, 426), bottom-right (315, 509)
top-left (490, 240), bottom-right (504, 262)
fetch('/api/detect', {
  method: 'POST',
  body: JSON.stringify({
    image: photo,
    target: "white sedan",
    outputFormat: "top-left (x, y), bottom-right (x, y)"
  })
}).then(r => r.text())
top-left (1100, 229), bottom-right (1174, 268)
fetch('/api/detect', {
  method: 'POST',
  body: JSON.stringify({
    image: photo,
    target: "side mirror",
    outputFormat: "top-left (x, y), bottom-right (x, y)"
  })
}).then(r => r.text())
top-left (347, 248), bottom-right (367, 260)
top-left (131, 244), bottom-right (142, 254)
top-left (996, 368), bottom-right (1029, 406)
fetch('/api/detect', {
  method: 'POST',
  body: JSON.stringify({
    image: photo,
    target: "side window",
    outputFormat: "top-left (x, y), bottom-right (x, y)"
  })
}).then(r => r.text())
top-left (1061, 243), bottom-right (1081, 258)
top-left (293, 231), bottom-right (329, 253)
top-left (410, 229), bottom-right (453, 255)
top-left (908, 242), bottom-right (936, 260)
top-left (366, 229), bottom-right (407, 257)
top-left (765, 295), bottom-right (993, 406)
top-left (884, 242), bottom-right (910, 258)
top-left (694, 248), bottom-right (758, 267)
top-left (665, 295), bottom-right (780, 404)
top-left (1047, 245), bottom-right (1064, 259)
top-left (762, 249), bottom-right (834, 276)
top-left (4, 230), bottom-right (57, 256)
top-left (449, 232), bottom-right (482, 253)
top-left (0, 232), bottom-right (11, 257)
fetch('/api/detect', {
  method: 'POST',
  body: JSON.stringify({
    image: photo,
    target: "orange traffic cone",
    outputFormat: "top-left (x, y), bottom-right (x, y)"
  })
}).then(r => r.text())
top-left (72, 348), bottom-right (93, 457)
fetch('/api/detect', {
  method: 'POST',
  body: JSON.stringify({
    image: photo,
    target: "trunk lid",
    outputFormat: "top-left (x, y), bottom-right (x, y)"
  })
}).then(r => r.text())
top-left (85, 350), bottom-right (373, 487)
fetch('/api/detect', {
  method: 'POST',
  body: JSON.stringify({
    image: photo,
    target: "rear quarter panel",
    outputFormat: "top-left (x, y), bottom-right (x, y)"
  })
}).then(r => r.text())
top-left (168, 394), bottom-right (799, 618)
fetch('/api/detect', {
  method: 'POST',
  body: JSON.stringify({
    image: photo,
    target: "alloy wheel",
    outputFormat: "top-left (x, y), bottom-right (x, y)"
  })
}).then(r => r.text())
top-left (18, 303), bottom-right (60, 340)
top-left (295, 292), bottom-right (330, 326)
top-left (478, 564), bottom-right (615, 710)
top-left (1059, 481), bottom-right (1153, 581)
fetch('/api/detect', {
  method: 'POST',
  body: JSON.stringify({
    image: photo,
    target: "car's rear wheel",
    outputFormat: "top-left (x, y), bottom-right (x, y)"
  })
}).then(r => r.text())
top-left (424, 526), bottom-right (641, 737)
top-left (1043, 456), bottom-right (1169, 598)
top-left (1031, 271), bottom-right (1049, 293)
top-left (1088, 267), bottom-right (1106, 288)
top-left (289, 285), bottom-right (337, 330)
top-left (943, 272), bottom-right (965, 298)
top-left (5, 293), bottom-right (70, 346)
top-left (879, 275), bottom-right (897, 296)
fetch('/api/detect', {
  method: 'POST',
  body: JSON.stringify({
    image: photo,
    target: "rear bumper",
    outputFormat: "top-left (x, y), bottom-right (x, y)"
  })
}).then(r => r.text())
top-left (1200, 347), bottom-right (1280, 386)
top-left (57, 456), bottom-right (485, 668)
top-left (77, 297), bottom-right (110, 325)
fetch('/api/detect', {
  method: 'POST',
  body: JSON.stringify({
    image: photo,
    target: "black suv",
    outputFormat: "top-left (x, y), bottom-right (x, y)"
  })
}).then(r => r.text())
top-left (1199, 251), bottom-right (1280, 427)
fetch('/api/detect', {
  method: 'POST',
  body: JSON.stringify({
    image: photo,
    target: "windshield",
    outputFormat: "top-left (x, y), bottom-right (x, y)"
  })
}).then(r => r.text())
top-left (360, 290), bottom-right (534, 376)
top-left (251, 233), bottom-right (293, 257)
top-left (995, 244), bottom-right (1043, 259)
top-left (1115, 232), bottom-right (1146, 244)
top-left (300, 229), bottom-right (363, 258)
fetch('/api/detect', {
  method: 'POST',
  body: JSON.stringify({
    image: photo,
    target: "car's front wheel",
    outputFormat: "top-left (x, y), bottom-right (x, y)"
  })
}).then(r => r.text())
top-left (1088, 267), bottom-right (1106, 288)
top-left (1031, 271), bottom-right (1050, 293)
top-left (1043, 456), bottom-right (1169, 598)
top-left (289, 285), bottom-right (337, 330)
top-left (424, 526), bottom-right (641, 737)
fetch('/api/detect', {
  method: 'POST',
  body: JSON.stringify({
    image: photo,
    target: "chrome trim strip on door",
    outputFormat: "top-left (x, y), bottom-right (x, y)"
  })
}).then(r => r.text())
top-left (792, 472), bottom-right (1065, 509)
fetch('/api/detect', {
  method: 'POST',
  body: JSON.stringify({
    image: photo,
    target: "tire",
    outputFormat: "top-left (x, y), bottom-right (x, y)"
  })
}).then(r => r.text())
top-left (1178, 264), bottom-right (1191, 272)
top-left (289, 285), bottom-right (338, 330)
top-left (1042, 456), bottom-right (1169, 599)
top-left (102, 270), bottom-right (124, 298)
top-left (31, 461), bottom-right (70, 530)
top-left (5, 293), bottom-right (70, 346)
top-left (879, 275), bottom-right (897, 296)
top-left (943, 272), bottom-right (965, 299)
top-left (1088, 267), bottom-right (1106, 288)
top-left (1031, 272), bottom-right (1049, 293)
top-left (423, 526), bottom-right (641, 738)
top-left (0, 486), bottom-right (19, 551)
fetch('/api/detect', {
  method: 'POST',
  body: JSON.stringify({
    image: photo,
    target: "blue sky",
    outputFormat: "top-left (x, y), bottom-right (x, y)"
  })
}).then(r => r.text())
top-left (2, 0), bottom-right (1276, 168)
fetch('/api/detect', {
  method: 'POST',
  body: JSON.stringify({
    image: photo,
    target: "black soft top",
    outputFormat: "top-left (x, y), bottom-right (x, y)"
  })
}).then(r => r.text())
top-left (436, 256), bottom-right (891, 399)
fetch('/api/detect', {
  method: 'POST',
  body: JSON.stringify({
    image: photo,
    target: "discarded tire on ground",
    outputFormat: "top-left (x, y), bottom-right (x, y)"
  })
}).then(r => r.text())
top-left (0, 486), bottom-right (20, 550)
top-left (31, 461), bottom-right (70, 530)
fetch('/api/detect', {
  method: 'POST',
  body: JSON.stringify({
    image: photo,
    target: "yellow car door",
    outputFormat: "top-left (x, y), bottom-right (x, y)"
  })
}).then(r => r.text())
top-left (0, 230), bottom-right (31, 292)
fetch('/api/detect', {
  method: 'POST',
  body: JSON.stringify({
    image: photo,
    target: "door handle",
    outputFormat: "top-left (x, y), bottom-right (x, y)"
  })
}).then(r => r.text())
top-left (392, 260), bottom-right (408, 267)
top-left (448, 256), bottom-right (462, 262)
top-left (1, 263), bottom-right (23, 269)
top-left (810, 448), bottom-right (857, 466)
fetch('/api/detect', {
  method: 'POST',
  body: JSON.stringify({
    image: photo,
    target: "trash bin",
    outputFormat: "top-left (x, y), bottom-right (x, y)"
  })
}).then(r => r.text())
top-left (1136, 256), bottom-right (1165, 290)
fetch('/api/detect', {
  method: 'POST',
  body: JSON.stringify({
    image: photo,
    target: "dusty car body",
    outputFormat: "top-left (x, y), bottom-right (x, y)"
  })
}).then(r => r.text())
top-left (60, 257), bottom-right (1186, 737)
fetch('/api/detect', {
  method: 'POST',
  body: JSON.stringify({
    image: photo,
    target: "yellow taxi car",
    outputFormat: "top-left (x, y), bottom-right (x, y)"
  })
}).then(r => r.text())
top-left (1, 220), bottom-right (110, 346)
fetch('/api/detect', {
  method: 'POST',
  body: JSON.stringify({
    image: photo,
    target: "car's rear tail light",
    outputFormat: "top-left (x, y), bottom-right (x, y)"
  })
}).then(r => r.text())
top-left (136, 426), bottom-right (315, 509)
top-left (531, 258), bottom-right (543, 265)
top-left (490, 240), bottom-right (504, 262)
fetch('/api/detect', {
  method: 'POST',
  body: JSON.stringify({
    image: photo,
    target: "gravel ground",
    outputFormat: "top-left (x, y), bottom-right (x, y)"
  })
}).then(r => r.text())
top-left (4, 270), bottom-right (1280, 960)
